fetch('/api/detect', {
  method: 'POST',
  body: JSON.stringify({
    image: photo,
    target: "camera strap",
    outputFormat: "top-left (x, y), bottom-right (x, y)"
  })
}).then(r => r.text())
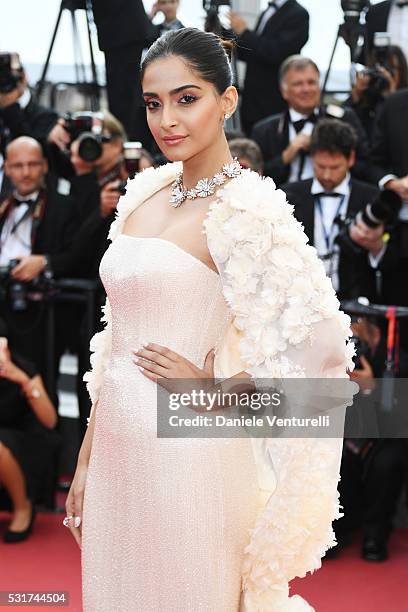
top-left (315, 194), bottom-right (346, 252)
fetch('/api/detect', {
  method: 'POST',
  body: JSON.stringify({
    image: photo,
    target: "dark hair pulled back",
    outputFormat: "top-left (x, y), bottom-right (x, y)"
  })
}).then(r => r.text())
top-left (141, 27), bottom-right (234, 95)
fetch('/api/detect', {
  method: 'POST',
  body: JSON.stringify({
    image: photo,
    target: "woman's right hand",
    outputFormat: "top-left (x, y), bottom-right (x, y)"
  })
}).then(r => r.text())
top-left (65, 462), bottom-right (88, 549)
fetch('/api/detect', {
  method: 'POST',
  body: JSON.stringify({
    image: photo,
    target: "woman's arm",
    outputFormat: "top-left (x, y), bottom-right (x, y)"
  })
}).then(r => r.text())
top-left (77, 400), bottom-right (97, 467)
top-left (20, 374), bottom-right (58, 429)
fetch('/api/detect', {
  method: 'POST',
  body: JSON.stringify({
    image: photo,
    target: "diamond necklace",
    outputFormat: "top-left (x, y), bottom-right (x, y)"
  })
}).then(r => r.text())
top-left (169, 158), bottom-right (243, 208)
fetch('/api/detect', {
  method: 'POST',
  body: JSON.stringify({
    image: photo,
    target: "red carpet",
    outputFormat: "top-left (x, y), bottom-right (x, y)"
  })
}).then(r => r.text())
top-left (0, 507), bottom-right (407, 611)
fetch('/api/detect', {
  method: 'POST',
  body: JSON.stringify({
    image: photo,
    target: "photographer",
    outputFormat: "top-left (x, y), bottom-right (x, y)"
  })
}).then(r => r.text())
top-left (252, 56), bottom-right (370, 186)
top-left (91, 0), bottom-right (153, 145)
top-left (229, 0), bottom-right (309, 135)
top-left (331, 317), bottom-right (408, 561)
top-left (48, 110), bottom-right (127, 224)
top-left (364, 0), bottom-right (408, 63)
top-left (0, 53), bottom-right (58, 153)
top-left (346, 44), bottom-right (408, 143)
top-left (149, 0), bottom-right (184, 37)
top-left (365, 87), bottom-right (408, 348)
top-left (0, 322), bottom-right (60, 543)
top-left (0, 137), bottom-right (77, 394)
top-left (281, 119), bottom-right (384, 300)
top-left (47, 138), bottom-right (154, 439)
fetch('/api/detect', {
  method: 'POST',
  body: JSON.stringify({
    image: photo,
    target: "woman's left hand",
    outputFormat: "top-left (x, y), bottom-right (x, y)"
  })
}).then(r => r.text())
top-left (132, 343), bottom-right (215, 393)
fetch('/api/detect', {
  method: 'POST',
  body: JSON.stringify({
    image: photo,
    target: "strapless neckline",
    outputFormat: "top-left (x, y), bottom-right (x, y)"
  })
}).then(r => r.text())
top-left (118, 233), bottom-right (220, 279)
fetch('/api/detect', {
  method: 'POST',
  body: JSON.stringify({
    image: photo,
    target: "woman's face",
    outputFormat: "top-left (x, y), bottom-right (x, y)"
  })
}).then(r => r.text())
top-left (142, 56), bottom-right (227, 163)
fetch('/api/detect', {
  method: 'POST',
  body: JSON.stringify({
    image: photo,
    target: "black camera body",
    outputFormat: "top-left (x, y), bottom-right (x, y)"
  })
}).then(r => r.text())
top-left (0, 53), bottom-right (23, 94)
top-left (336, 189), bottom-right (402, 256)
top-left (0, 259), bottom-right (54, 312)
top-left (63, 111), bottom-right (109, 162)
top-left (360, 32), bottom-right (394, 107)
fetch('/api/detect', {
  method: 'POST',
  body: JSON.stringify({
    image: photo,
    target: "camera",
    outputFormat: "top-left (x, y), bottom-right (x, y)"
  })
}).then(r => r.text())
top-left (203, 0), bottom-right (230, 12)
top-left (354, 33), bottom-right (394, 107)
top-left (341, 0), bottom-right (370, 22)
top-left (0, 259), bottom-right (54, 312)
top-left (63, 111), bottom-right (112, 162)
top-left (336, 189), bottom-right (402, 256)
top-left (0, 53), bottom-right (23, 94)
top-left (114, 142), bottom-right (143, 195)
top-left (123, 141), bottom-right (143, 177)
top-left (203, 0), bottom-right (231, 36)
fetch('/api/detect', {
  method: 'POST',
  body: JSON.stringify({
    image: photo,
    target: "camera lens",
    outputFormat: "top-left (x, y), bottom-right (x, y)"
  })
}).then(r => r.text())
top-left (78, 132), bottom-right (103, 162)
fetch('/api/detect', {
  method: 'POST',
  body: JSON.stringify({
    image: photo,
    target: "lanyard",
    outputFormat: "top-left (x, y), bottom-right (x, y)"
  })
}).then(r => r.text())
top-left (315, 194), bottom-right (346, 252)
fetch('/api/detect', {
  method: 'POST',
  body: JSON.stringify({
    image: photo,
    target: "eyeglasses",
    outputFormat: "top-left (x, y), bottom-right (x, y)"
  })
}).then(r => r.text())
top-left (7, 161), bottom-right (44, 171)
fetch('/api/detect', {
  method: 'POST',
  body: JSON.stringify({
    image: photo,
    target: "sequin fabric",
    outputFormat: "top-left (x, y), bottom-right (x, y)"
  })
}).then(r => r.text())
top-left (81, 235), bottom-right (259, 612)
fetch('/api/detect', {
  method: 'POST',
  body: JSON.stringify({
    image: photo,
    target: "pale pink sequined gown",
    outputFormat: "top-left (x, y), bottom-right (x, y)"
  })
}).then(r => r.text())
top-left (81, 235), bottom-right (259, 612)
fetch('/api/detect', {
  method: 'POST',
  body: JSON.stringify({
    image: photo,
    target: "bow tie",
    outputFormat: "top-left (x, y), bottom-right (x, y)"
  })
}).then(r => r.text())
top-left (292, 114), bottom-right (318, 133)
top-left (268, 1), bottom-right (278, 7)
top-left (313, 192), bottom-right (342, 198)
top-left (396, 1), bottom-right (408, 8)
top-left (13, 197), bottom-right (36, 207)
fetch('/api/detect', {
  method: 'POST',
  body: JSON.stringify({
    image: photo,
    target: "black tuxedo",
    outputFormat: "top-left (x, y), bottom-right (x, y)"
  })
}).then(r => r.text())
top-left (237, 0), bottom-right (309, 134)
top-left (364, 1), bottom-right (391, 61)
top-left (0, 188), bottom-right (78, 397)
top-left (251, 105), bottom-right (370, 185)
top-left (0, 174), bottom-right (11, 201)
top-left (0, 96), bottom-right (57, 153)
top-left (0, 189), bottom-right (77, 258)
top-left (91, 0), bottom-right (153, 144)
top-left (281, 178), bottom-right (380, 300)
top-left (91, 0), bottom-right (152, 50)
top-left (370, 89), bottom-right (408, 184)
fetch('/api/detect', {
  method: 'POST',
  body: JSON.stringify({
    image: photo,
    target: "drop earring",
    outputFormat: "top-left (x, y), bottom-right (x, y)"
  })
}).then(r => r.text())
top-left (224, 113), bottom-right (231, 120)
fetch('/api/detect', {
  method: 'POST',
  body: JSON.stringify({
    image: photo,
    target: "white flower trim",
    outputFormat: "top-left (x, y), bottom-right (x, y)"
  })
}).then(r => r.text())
top-left (203, 170), bottom-right (355, 610)
top-left (83, 163), bottom-right (355, 611)
top-left (203, 170), bottom-right (355, 379)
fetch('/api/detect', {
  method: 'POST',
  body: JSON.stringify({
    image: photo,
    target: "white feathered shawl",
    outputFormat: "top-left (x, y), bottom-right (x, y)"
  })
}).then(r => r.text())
top-left (84, 162), bottom-right (355, 612)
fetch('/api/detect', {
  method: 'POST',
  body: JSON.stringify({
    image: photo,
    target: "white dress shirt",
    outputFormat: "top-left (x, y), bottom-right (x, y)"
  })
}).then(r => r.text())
top-left (387, 1), bottom-right (408, 62)
top-left (311, 174), bottom-right (351, 292)
top-left (288, 107), bottom-right (316, 183)
top-left (256, 0), bottom-right (288, 34)
top-left (0, 190), bottom-right (38, 266)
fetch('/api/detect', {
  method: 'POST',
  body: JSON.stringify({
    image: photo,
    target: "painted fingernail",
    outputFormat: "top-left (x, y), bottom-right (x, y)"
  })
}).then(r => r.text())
top-left (138, 366), bottom-right (144, 372)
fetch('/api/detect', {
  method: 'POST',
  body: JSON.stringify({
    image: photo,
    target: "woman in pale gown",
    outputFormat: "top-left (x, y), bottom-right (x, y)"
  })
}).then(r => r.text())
top-left (64, 29), bottom-right (355, 612)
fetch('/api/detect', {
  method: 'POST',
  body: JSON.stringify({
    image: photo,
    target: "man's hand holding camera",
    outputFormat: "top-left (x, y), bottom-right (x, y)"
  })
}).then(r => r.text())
top-left (100, 180), bottom-right (121, 218)
top-left (10, 255), bottom-right (47, 282)
top-left (47, 118), bottom-right (71, 152)
top-left (349, 220), bottom-right (385, 256)
top-left (385, 176), bottom-right (408, 202)
top-left (0, 82), bottom-right (25, 109)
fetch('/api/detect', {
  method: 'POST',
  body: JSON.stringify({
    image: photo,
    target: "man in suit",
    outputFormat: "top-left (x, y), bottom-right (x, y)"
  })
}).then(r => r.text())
top-left (282, 119), bottom-right (382, 301)
top-left (251, 55), bottom-right (370, 186)
top-left (229, 0), bottom-right (309, 135)
top-left (364, 0), bottom-right (408, 62)
top-left (367, 88), bottom-right (408, 343)
top-left (0, 137), bottom-right (77, 397)
top-left (91, 0), bottom-right (153, 145)
top-left (0, 56), bottom-right (58, 153)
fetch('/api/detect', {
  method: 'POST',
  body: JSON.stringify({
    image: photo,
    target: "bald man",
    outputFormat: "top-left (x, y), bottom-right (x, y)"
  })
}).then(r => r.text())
top-left (0, 136), bottom-right (77, 393)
